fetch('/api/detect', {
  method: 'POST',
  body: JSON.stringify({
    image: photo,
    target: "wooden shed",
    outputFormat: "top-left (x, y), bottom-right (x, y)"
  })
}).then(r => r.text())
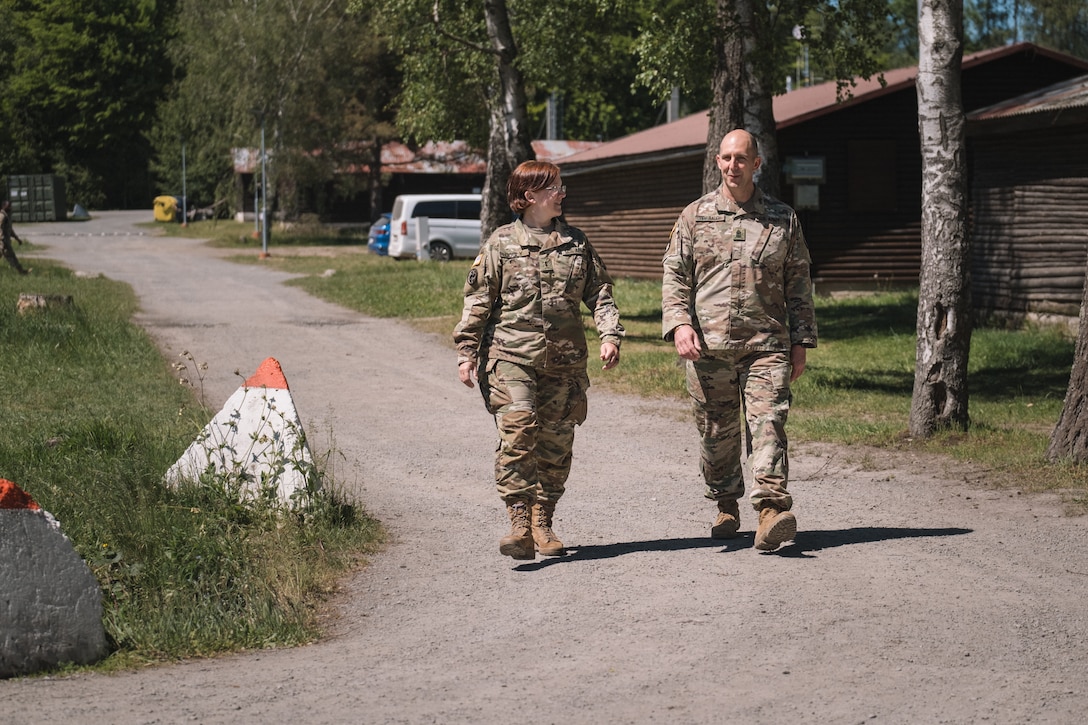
top-left (967, 74), bottom-right (1088, 327)
top-left (558, 43), bottom-right (1088, 288)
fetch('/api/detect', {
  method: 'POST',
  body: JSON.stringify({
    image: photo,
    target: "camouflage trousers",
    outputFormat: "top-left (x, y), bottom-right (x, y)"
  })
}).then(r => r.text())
top-left (479, 359), bottom-right (589, 505)
top-left (685, 350), bottom-right (793, 511)
top-left (1, 238), bottom-right (26, 274)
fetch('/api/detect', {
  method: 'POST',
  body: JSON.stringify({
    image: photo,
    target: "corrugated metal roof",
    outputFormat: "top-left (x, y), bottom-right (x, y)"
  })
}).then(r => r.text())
top-left (967, 73), bottom-right (1088, 121)
top-left (558, 42), bottom-right (1088, 170)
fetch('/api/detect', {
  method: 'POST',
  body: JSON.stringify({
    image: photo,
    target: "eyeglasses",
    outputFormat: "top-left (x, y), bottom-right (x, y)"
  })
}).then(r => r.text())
top-left (542, 185), bottom-right (567, 194)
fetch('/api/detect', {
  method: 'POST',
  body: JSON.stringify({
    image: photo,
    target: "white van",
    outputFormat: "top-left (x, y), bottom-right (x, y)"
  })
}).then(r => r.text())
top-left (387, 194), bottom-right (483, 261)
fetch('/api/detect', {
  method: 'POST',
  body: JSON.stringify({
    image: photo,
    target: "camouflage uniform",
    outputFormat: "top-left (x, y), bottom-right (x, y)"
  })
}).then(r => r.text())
top-left (454, 218), bottom-right (623, 505)
top-left (0, 207), bottom-right (27, 275)
top-left (662, 186), bottom-right (817, 511)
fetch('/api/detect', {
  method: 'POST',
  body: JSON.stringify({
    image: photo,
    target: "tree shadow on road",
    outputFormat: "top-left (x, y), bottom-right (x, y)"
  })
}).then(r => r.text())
top-left (513, 526), bottom-right (972, 570)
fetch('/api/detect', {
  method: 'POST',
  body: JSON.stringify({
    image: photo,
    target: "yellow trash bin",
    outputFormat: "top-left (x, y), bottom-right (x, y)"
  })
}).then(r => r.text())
top-left (153, 195), bottom-right (178, 223)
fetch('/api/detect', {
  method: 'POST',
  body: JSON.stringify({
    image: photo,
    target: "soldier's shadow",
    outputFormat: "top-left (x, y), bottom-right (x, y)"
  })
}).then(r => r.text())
top-left (513, 526), bottom-right (972, 570)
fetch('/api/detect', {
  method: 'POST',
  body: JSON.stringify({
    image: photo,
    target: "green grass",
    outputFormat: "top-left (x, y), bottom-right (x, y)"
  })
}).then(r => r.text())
top-left (0, 261), bottom-right (382, 670)
top-left (222, 236), bottom-right (1088, 501)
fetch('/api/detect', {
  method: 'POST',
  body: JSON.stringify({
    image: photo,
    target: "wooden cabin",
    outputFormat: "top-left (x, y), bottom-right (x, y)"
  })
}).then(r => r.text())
top-left (967, 74), bottom-right (1088, 328)
top-left (558, 43), bottom-right (1088, 289)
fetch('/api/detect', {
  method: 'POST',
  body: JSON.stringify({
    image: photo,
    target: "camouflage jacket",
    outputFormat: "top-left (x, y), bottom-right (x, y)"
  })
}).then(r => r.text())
top-left (662, 187), bottom-right (817, 352)
top-left (454, 218), bottom-right (624, 372)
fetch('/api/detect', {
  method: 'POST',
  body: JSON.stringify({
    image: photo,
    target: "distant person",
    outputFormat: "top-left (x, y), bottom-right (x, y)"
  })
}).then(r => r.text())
top-left (0, 200), bottom-right (29, 275)
top-left (454, 160), bottom-right (624, 560)
top-left (662, 129), bottom-right (818, 551)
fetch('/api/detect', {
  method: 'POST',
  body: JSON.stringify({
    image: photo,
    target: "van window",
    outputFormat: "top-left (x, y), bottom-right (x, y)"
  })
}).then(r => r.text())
top-left (413, 200), bottom-right (457, 218)
top-left (457, 200), bottom-right (482, 220)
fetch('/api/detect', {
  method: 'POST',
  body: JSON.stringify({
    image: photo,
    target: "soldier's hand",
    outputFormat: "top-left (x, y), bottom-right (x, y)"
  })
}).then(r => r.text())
top-left (790, 344), bottom-right (807, 382)
top-left (600, 342), bottom-right (620, 370)
top-left (673, 325), bottom-right (702, 361)
top-left (458, 361), bottom-right (477, 388)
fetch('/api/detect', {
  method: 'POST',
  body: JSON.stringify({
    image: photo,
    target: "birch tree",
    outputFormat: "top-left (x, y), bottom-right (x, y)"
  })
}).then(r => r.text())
top-left (910, 0), bottom-right (972, 437)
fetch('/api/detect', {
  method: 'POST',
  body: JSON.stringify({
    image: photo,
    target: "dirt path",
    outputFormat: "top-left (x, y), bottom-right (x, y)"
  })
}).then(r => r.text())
top-left (4, 212), bottom-right (1088, 724)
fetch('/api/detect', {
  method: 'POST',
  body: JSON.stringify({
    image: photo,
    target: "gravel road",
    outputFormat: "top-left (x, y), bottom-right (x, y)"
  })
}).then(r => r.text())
top-left (3, 211), bottom-right (1087, 724)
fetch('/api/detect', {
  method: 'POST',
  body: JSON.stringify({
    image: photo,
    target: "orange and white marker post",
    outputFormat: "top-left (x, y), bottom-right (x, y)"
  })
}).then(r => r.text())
top-left (0, 479), bottom-right (108, 677)
top-left (166, 357), bottom-right (316, 505)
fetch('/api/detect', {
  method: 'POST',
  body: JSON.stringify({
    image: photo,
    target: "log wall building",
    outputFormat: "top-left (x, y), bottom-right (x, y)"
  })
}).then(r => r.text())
top-left (559, 44), bottom-right (1088, 296)
top-left (967, 75), bottom-right (1088, 327)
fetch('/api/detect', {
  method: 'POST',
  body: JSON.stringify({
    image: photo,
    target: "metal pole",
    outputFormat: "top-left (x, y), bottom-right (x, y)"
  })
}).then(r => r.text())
top-left (260, 119), bottom-right (268, 256)
top-left (180, 141), bottom-right (188, 227)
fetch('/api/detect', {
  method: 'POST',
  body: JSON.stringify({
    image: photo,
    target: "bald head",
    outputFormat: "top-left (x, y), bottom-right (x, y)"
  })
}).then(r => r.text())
top-left (719, 129), bottom-right (759, 157)
top-left (715, 129), bottom-right (762, 203)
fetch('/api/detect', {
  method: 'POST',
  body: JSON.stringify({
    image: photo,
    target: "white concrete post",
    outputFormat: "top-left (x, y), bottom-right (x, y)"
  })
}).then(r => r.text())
top-left (415, 217), bottom-right (430, 261)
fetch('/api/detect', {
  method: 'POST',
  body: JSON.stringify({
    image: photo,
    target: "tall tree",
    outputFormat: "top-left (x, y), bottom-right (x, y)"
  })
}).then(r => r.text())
top-left (479, 0), bottom-right (534, 238)
top-left (910, 0), bottom-right (972, 437)
top-left (634, 0), bottom-right (891, 197)
top-left (153, 0), bottom-right (397, 219)
top-left (1046, 265), bottom-right (1088, 463)
top-left (369, 0), bottom-right (650, 239)
top-left (0, 0), bottom-right (177, 208)
top-left (1022, 0), bottom-right (1088, 58)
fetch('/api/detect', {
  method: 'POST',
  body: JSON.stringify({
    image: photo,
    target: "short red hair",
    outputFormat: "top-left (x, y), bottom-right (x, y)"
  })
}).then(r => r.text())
top-left (507, 161), bottom-right (559, 213)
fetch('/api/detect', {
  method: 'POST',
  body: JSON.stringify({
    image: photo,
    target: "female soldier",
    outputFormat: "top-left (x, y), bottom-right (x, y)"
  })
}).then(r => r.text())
top-left (454, 160), bottom-right (623, 560)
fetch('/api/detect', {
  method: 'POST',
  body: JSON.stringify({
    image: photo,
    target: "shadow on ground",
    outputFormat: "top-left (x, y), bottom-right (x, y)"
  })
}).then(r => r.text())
top-left (514, 526), bottom-right (973, 570)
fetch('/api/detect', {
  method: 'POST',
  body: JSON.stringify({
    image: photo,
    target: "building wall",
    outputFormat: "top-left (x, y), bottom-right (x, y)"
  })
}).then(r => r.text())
top-left (563, 156), bottom-right (702, 279)
top-left (970, 125), bottom-right (1088, 322)
top-left (563, 48), bottom-right (1088, 288)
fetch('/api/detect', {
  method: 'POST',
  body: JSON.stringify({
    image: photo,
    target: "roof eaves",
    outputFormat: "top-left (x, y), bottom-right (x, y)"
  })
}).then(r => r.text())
top-left (562, 146), bottom-right (706, 177)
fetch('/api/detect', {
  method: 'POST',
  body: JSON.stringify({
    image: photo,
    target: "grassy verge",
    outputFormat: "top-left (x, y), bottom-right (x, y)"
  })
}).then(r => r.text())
top-left (187, 216), bottom-right (1086, 506)
top-left (0, 260), bottom-right (382, 670)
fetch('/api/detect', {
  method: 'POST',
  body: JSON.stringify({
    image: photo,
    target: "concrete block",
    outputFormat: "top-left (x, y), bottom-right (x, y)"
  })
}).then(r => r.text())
top-left (1, 479), bottom-right (108, 678)
top-left (165, 357), bottom-right (316, 505)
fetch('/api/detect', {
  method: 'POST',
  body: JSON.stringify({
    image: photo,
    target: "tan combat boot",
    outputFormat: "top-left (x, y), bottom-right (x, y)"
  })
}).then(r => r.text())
top-left (499, 501), bottom-right (535, 560)
top-left (711, 499), bottom-right (741, 539)
top-left (531, 501), bottom-right (566, 556)
top-left (754, 506), bottom-right (797, 551)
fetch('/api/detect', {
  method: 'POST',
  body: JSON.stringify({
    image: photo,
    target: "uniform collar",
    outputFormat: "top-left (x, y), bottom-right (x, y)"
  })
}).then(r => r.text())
top-left (716, 186), bottom-right (765, 216)
top-left (514, 217), bottom-right (572, 250)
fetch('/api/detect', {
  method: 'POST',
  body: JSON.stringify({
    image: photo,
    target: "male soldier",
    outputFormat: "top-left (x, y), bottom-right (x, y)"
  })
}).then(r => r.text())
top-left (662, 129), bottom-right (817, 551)
top-left (0, 200), bottom-right (28, 275)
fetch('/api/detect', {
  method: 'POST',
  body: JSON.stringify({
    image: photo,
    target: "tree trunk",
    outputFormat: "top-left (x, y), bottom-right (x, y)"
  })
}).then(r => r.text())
top-left (740, 3), bottom-right (779, 199)
top-left (1046, 262), bottom-right (1088, 462)
top-left (910, 0), bottom-right (972, 437)
top-left (481, 0), bottom-right (534, 241)
top-left (704, 0), bottom-right (746, 195)
top-left (703, 0), bottom-right (779, 197)
top-left (367, 138), bottom-right (383, 222)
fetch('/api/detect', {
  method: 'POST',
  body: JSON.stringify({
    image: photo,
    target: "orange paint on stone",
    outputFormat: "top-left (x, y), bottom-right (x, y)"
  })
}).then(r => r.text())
top-left (0, 479), bottom-right (41, 510)
top-left (244, 357), bottom-right (289, 390)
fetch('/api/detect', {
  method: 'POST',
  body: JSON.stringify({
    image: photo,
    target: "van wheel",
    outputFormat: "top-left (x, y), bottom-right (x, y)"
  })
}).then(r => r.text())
top-left (429, 242), bottom-right (453, 262)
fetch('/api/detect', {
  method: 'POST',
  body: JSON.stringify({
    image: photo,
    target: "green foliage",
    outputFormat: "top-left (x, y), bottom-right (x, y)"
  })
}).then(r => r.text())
top-left (0, 261), bottom-right (382, 665)
top-left (634, 0), bottom-right (895, 102)
top-left (0, 0), bottom-right (177, 208)
top-left (1022, 0), bottom-right (1088, 58)
top-left (369, 0), bottom-right (670, 145)
top-left (151, 0), bottom-right (400, 219)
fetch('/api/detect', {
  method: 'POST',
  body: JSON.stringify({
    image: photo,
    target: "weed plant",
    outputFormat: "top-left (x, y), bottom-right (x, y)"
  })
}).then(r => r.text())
top-left (0, 262), bottom-right (382, 668)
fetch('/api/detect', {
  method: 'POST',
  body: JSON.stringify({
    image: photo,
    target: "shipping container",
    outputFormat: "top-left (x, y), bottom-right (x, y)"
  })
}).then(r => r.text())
top-left (8, 174), bottom-right (67, 222)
